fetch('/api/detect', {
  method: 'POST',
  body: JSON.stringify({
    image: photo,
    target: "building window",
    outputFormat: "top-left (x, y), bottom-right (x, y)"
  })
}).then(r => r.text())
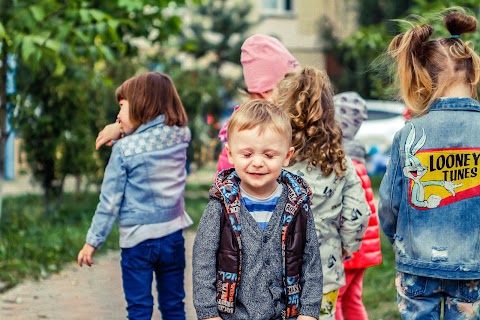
top-left (261, 0), bottom-right (294, 15)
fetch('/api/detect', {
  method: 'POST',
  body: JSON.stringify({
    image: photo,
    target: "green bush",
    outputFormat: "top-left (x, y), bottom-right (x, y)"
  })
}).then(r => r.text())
top-left (0, 182), bottom-right (211, 292)
top-left (0, 193), bottom-right (119, 291)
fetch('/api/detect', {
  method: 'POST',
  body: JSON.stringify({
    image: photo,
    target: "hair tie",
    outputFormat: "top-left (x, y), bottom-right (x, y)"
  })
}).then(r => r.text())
top-left (450, 35), bottom-right (460, 39)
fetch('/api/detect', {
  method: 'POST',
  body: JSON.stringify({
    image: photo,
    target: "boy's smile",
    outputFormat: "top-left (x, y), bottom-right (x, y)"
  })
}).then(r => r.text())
top-left (226, 126), bottom-right (294, 198)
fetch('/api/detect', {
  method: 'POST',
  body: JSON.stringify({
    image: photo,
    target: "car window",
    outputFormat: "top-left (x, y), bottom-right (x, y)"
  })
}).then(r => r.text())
top-left (367, 110), bottom-right (402, 121)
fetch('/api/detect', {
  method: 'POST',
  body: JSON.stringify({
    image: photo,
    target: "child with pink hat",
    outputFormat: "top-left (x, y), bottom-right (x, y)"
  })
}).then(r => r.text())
top-left (93, 34), bottom-right (300, 167)
top-left (216, 34), bottom-right (300, 173)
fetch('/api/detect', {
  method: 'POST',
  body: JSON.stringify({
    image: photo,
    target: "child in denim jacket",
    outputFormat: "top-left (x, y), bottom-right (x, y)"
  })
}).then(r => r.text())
top-left (193, 100), bottom-right (322, 320)
top-left (77, 72), bottom-right (192, 320)
top-left (379, 8), bottom-right (480, 319)
top-left (275, 67), bottom-right (371, 319)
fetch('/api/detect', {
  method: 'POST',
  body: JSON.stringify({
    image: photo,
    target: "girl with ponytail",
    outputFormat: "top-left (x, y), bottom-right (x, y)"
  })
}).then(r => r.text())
top-left (379, 7), bottom-right (480, 319)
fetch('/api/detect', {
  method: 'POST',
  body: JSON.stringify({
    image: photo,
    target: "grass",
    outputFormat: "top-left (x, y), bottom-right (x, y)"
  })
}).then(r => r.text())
top-left (0, 169), bottom-right (400, 318)
top-left (363, 232), bottom-right (400, 320)
top-left (0, 180), bottom-right (211, 292)
top-left (0, 192), bottom-right (120, 290)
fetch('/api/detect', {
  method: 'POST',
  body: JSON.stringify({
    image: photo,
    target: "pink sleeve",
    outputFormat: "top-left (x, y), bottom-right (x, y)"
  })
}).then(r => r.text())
top-left (217, 105), bottom-right (240, 143)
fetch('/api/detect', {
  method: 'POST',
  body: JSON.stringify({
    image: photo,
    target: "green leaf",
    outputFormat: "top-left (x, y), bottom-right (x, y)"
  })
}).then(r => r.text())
top-left (0, 22), bottom-right (7, 40)
top-left (89, 9), bottom-right (108, 22)
top-left (43, 39), bottom-right (61, 53)
top-left (99, 45), bottom-right (115, 62)
top-left (53, 60), bottom-right (66, 76)
top-left (74, 29), bottom-right (90, 44)
top-left (21, 36), bottom-right (36, 61)
top-left (118, 0), bottom-right (144, 11)
top-left (79, 9), bottom-right (90, 23)
top-left (29, 6), bottom-right (46, 22)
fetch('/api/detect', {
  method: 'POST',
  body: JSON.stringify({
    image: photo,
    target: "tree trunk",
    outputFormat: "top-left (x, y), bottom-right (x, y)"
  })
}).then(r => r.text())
top-left (0, 38), bottom-right (7, 180)
top-left (0, 39), bottom-right (7, 224)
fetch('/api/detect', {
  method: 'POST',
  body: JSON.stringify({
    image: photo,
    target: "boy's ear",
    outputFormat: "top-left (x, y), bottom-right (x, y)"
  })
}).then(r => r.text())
top-left (283, 147), bottom-right (295, 166)
top-left (225, 143), bottom-right (235, 165)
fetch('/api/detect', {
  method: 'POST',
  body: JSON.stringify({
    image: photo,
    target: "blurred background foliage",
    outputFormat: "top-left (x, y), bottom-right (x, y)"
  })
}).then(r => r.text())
top-left (1, 0), bottom-right (255, 211)
top-left (3, 1), bottom-right (480, 318)
top-left (322, 0), bottom-right (480, 99)
top-left (1, 0), bottom-right (480, 211)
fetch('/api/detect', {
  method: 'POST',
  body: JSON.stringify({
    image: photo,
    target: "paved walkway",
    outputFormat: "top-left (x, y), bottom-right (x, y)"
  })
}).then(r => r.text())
top-left (0, 166), bottom-right (217, 320)
top-left (0, 230), bottom-right (197, 320)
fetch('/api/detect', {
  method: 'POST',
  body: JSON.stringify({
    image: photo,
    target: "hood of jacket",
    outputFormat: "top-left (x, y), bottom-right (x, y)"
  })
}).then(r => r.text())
top-left (211, 168), bottom-right (312, 208)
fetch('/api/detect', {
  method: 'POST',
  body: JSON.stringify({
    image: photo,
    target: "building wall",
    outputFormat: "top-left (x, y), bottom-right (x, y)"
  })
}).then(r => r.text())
top-left (248, 0), bottom-right (358, 68)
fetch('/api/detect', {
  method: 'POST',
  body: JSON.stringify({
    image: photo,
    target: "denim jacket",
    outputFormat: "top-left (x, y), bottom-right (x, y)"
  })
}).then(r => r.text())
top-left (86, 115), bottom-right (191, 248)
top-left (379, 97), bottom-right (480, 279)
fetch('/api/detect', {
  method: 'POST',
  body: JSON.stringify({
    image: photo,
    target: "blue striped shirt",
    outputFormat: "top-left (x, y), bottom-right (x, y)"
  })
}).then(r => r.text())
top-left (240, 184), bottom-right (283, 231)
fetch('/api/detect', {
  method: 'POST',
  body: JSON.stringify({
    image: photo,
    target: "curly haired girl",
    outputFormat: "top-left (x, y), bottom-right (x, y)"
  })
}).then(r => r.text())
top-left (275, 66), bottom-right (371, 319)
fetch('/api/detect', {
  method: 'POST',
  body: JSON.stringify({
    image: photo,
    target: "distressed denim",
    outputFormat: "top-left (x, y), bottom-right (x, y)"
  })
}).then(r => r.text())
top-left (121, 230), bottom-right (186, 320)
top-left (379, 98), bottom-right (480, 279)
top-left (396, 271), bottom-right (480, 319)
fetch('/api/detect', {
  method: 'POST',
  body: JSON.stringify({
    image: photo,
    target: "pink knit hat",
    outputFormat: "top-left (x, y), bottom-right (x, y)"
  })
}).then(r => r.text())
top-left (241, 34), bottom-right (300, 94)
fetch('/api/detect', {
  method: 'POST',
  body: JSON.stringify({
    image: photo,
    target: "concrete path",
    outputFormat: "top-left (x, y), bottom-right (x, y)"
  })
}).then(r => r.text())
top-left (0, 168), bottom-right (217, 320)
top-left (0, 230), bottom-right (197, 320)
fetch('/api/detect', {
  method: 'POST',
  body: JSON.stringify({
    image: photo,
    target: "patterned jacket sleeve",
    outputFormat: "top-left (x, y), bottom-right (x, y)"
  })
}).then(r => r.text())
top-left (339, 158), bottom-right (371, 254)
top-left (192, 199), bottom-right (222, 319)
top-left (299, 207), bottom-right (323, 317)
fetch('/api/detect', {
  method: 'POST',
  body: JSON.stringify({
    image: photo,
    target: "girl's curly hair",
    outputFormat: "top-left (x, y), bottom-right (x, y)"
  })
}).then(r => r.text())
top-left (275, 66), bottom-right (346, 177)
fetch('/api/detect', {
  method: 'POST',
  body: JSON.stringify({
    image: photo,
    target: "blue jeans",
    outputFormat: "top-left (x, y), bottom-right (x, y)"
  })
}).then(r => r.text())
top-left (121, 230), bottom-right (186, 320)
top-left (396, 271), bottom-right (480, 319)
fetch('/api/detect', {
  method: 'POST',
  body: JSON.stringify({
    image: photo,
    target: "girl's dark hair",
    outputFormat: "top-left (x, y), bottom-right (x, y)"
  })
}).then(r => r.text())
top-left (387, 8), bottom-right (480, 116)
top-left (115, 72), bottom-right (188, 127)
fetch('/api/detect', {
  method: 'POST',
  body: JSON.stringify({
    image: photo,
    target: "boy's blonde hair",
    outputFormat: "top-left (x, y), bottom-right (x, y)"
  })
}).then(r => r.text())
top-left (115, 71), bottom-right (188, 127)
top-left (275, 66), bottom-right (346, 177)
top-left (387, 8), bottom-right (480, 116)
top-left (227, 99), bottom-right (292, 145)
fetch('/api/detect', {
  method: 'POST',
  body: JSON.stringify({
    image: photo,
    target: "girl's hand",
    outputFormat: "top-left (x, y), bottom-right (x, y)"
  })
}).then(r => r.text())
top-left (297, 316), bottom-right (317, 320)
top-left (95, 122), bottom-right (122, 150)
top-left (77, 243), bottom-right (97, 267)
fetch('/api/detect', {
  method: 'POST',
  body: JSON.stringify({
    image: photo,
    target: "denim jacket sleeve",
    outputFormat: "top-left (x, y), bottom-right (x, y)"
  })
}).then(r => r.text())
top-left (299, 207), bottom-right (323, 317)
top-left (378, 131), bottom-right (403, 244)
top-left (86, 144), bottom-right (127, 248)
top-left (339, 158), bottom-right (371, 254)
top-left (192, 199), bottom-right (222, 319)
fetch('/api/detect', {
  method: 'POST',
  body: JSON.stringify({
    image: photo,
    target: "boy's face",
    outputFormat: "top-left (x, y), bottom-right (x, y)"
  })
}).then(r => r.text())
top-left (226, 126), bottom-right (294, 198)
top-left (117, 99), bottom-right (136, 135)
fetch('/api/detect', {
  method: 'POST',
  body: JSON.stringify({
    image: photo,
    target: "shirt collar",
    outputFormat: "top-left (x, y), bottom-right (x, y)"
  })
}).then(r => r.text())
top-left (133, 114), bottom-right (166, 134)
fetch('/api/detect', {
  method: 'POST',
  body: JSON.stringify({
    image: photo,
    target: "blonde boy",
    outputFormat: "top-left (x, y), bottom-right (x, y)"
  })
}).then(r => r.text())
top-left (193, 100), bottom-right (323, 320)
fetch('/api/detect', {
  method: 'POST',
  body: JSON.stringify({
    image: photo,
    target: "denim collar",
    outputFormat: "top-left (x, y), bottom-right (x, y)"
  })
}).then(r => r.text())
top-left (429, 97), bottom-right (480, 112)
top-left (133, 114), bottom-right (166, 134)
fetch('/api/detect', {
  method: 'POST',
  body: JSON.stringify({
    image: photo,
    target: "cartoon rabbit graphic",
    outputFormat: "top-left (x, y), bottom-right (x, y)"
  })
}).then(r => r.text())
top-left (403, 123), bottom-right (462, 208)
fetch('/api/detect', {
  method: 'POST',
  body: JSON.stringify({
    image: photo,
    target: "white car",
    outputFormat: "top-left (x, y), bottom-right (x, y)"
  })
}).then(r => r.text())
top-left (356, 100), bottom-right (408, 175)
